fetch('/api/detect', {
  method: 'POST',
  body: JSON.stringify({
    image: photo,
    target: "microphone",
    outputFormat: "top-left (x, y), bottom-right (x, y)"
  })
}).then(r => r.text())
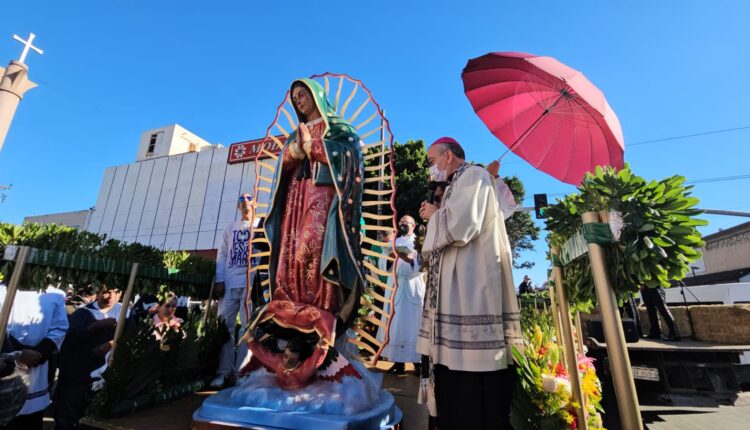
top-left (426, 181), bottom-right (448, 204)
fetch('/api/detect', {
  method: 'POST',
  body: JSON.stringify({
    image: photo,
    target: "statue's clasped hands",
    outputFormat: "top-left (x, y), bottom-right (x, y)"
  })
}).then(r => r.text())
top-left (298, 123), bottom-right (313, 157)
top-left (288, 122), bottom-right (313, 160)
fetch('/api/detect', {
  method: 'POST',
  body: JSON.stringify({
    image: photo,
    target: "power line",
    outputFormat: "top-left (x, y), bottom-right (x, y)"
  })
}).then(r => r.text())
top-left (685, 174), bottom-right (750, 184)
top-left (627, 125), bottom-right (750, 147)
top-left (495, 124), bottom-right (750, 169)
top-left (523, 174), bottom-right (750, 202)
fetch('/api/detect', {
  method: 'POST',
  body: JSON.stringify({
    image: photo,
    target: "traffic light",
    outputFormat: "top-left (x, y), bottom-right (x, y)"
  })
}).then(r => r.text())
top-left (533, 194), bottom-right (548, 219)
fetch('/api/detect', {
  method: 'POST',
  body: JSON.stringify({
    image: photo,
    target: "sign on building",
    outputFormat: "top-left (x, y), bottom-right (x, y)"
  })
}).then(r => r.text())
top-left (228, 136), bottom-right (285, 164)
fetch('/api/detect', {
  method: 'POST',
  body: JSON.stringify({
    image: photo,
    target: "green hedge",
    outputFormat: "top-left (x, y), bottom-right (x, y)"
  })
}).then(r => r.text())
top-left (0, 222), bottom-right (215, 297)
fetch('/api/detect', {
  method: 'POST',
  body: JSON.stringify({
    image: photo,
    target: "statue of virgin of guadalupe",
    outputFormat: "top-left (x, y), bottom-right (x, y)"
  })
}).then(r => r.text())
top-left (244, 79), bottom-right (366, 389)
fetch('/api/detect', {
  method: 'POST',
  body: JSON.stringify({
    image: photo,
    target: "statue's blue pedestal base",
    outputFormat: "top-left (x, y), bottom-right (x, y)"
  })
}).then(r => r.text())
top-left (192, 387), bottom-right (402, 430)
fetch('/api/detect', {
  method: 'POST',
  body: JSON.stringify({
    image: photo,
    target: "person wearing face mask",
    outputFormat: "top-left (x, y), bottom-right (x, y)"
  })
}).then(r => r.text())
top-left (417, 137), bottom-right (522, 430)
top-left (376, 215), bottom-right (426, 375)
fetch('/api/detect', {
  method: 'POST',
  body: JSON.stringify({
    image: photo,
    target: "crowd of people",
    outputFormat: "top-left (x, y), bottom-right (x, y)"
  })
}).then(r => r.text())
top-left (0, 278), bottom-right (191, 429)
top-left (0, 191), bottom-right (260, 430)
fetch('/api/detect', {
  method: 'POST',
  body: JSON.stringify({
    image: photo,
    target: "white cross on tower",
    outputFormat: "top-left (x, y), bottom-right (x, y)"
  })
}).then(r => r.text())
top-left (12, 33), bottom-right (44, 64)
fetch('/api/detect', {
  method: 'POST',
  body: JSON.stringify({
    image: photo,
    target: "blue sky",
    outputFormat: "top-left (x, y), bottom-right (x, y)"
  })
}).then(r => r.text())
top-left (1, 1), bottom-right (749, 286)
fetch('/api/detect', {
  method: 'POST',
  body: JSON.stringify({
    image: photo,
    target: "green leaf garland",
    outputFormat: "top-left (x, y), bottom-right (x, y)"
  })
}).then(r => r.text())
top-left (544, 164), bottom-right (706, 308)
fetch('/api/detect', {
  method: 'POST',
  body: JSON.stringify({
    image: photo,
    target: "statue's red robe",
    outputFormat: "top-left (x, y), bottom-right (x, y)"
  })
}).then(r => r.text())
top-left (273, 119), bottom-right (339, 313)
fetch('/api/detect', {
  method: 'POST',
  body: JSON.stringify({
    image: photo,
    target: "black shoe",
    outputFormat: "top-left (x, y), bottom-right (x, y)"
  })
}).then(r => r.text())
top-left (645, 333), bottom-right (661, 340)
top-left (387, 363), bottom-right (405, 375)
top-left (662, 335), bottom-right (681, 342)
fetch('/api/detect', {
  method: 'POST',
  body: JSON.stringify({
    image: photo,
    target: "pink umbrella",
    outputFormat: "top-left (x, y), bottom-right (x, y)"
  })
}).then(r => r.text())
top-left (462, 52), bottom-right (624, 185)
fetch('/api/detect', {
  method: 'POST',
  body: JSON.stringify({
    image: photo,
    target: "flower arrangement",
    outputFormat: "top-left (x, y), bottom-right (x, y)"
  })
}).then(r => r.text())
top-left (511, 306), bottom-right (605, 430)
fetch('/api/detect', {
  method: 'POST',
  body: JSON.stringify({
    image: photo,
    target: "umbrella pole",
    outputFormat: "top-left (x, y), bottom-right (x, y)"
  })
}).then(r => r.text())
top-left (582, 212), bottom-right (642, 430)
top-left (498, 92), bottom-right (566, 161)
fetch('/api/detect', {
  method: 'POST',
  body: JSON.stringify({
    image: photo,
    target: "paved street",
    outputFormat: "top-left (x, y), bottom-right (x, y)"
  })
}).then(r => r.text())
top-left (65, 361), bottom-right (750, 429)
top-left (642, 405), bottom-right (750, 430)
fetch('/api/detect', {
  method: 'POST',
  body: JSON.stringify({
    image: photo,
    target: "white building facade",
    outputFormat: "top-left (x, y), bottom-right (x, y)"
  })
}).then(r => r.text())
top-left (83, 124), bottom-right (274, 254)
top-left (24, 209), bottom-right (93, 230)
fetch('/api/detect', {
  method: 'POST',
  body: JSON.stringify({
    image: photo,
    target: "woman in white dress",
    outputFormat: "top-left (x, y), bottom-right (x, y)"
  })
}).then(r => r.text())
top-left (377, 216), bottom-right (426, 375)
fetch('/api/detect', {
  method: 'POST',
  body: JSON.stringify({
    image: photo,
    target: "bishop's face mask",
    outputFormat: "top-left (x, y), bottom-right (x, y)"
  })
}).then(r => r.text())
top-left (429, 151), bottom-right (448, 182)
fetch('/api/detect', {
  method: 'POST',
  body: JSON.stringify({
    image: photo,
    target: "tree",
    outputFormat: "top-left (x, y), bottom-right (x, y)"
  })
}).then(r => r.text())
top-left (392, 140), bottom-right (540, 268)
top-left (503, 176), bottom-right (540, 269)
top-left (392, 140), bottom-right (429, 222)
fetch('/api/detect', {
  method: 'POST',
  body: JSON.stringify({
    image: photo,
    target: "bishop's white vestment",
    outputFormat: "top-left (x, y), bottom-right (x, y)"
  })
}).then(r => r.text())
top-left (416, 164), bottom-right (522, 372)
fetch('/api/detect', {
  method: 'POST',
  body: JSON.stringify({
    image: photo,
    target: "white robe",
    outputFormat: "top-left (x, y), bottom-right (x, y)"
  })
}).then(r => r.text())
top-left (416, 165), bottom-right (522, 372)
top-left (2, 288), bottom-right (68, 415)
top-left (494, 177), bottom-right (518, 220)
top-left (377, 234), bottom-right (426, 363)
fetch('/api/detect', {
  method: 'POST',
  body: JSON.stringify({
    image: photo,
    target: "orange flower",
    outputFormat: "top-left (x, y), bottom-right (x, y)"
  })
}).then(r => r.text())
top-left (555, 362), bottom-right (568, 377)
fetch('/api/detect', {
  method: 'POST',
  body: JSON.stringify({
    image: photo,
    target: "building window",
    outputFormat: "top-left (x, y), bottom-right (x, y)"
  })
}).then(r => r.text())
top-left (146, 133), bottom-right (158, 156)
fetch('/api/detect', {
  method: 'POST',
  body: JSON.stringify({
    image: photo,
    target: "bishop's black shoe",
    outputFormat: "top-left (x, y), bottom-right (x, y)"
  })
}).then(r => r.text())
top-left (387, 363), bottom-right (405, 375)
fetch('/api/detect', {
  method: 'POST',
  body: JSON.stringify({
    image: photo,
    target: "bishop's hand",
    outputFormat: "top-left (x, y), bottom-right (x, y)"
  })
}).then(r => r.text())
top-left (487, 160), bottom-right (500, 178)
top-left (419, 201), bottom-right (438, 221)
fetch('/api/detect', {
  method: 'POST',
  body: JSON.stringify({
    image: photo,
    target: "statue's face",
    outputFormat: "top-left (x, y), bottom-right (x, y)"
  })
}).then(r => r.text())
top-left (282, 348), bottom-right (301, 370)
top-left (292, 85), bottom-right (316, 120)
